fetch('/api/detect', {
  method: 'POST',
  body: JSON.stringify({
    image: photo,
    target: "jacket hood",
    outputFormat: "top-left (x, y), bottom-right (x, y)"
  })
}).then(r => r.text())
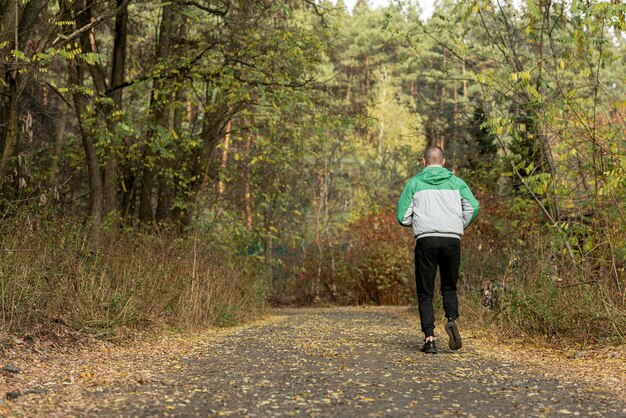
top-left (417, 165), bottom-right (453, 185)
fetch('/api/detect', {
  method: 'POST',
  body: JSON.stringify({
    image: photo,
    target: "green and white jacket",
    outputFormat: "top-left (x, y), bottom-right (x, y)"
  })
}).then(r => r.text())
top-left (396, 165), bottom-right (480, 240)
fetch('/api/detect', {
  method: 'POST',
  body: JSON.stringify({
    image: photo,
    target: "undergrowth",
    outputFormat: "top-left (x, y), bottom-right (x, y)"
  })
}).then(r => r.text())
top-left (281, 196), bottom-right (626, 345)
top-left (283, 210), bottom-right (416, 306)
top-left (0, 213), bottom-right (267, 337)
top-left (461, 194), bottom-right (626, 345)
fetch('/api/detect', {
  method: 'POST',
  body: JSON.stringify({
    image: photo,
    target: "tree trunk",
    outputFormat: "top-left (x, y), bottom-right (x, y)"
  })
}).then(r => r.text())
top-left (440, 46), bottom-right (447, 149)
top-left (453, 84), bottom-right (458, 145)
top-left (462, 60), bottom-right (467, 102)
top-left (155, 99), bottom-right (180, 222)
top-left (48, 101), bottom-right (68, 188)
top-left (243, 135), bottom-right (253, 228)
top-left (66, 0), bottom-right (106, 224)
top-left (0, 0), bottom-right (47, 188)
top-left (138, 168), bottom-right (154, 222)
top-left (179, 102), bottom-right (233, 225)
top-left (0, 75), bottom-right (18, 189)
top-left (218, 119), bottom-right (233, 195)
top-left (364, 55), bottom-right (370, 97)
top-left (103, 0), bottom-right (129, 215)
top-left (199, 104), bottom-right (233, 184)
top-left (69, 60), bottom-right (103, 224)
top-left (345, 69), bottom-right (351, 110)
top-left (140, 2), bottom-right (177, 223)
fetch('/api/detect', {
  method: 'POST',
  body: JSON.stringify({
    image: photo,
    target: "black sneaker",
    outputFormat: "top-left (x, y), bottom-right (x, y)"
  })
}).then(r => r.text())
top-left (445, 319), bottom-right (462, 350)
top-left (420, 339), bottom-right (437, 354)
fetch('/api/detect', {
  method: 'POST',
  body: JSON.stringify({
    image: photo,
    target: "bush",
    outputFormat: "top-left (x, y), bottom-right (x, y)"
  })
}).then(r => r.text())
top-left (460, 193), bottom-right (626, 344)
top-left (285, 209), bottom-right (416, 305)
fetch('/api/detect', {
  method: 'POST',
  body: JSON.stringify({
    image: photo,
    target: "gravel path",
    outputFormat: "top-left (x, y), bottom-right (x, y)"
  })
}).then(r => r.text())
top-left (90, 307), bottom-right (625, 417)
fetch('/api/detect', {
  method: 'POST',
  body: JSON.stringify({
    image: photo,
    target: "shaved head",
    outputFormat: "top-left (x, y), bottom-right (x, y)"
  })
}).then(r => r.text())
top-left (423, 145), bottom-right (445, 166)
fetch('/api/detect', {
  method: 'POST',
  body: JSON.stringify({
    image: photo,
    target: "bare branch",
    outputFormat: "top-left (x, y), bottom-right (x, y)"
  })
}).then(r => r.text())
top-left (52, 0), bottom-right (133, 48)
top-left (178, 1), bottom-right (229, 16)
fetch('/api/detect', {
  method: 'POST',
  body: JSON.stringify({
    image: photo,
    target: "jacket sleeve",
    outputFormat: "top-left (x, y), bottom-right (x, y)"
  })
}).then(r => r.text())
top-left (459, 180), bottom-right (479, 228)
top-left (396, 180), bottom-right (415, 227)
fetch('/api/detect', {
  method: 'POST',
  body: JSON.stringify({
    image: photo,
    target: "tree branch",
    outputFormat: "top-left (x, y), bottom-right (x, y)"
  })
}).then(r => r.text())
top-left (178, 1), bottom-right (229, 16)
top-left (52, 0), bottom-right (133, 48)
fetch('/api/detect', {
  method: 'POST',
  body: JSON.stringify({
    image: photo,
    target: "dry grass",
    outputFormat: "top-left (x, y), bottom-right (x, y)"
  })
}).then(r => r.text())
top-left (0, 213), bottom-right (267, 336)
top-left (460, 233), bottom-right (626, 345)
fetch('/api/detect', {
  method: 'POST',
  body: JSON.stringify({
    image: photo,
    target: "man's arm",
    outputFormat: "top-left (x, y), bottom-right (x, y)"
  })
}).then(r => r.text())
top-left (459, 180), bottom-right (479, 228)
top-left (396, 180), bottom-right (415, 227)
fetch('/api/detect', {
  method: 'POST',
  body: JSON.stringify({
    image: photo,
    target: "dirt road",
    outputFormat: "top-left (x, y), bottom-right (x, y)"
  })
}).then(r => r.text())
top-left (3, 307), bottom-right (625, 417)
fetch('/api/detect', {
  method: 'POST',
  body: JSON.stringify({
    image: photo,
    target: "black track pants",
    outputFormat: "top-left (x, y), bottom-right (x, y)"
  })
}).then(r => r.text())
top-left (414, 236), bottom-right (461, 338)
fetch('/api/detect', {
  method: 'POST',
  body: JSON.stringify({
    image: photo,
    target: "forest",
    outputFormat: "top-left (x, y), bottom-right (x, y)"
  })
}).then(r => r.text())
top-left (0, 0), bottom-right (625, 344)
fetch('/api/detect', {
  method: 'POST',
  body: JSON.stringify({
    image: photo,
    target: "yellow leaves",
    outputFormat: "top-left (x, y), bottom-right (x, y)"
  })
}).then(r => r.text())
top-left (518, 71), bottom-right (532, 82)
top-left (559, 59), bottom-right (566, 70)
top-left (80, 371), bottom-right (93, 379)
top-left (217, 410), bottom-right (245, 416)
top-left (12, 49), bottom-right (31, 62)
top-left (527, 0), bottom-right (542, 20)
top-left (474, 72), bottom-right (490, 85)
top-left (524, 84), bottom-right (543, 102)
top-left (510, 71), bottom-right (531, 84)
top-left (53, 19), bottom-right (75, 27)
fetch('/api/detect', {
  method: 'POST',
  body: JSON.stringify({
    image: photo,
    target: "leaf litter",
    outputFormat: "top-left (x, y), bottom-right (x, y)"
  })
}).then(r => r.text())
top-left (1, 307), bottom-right (624, 417)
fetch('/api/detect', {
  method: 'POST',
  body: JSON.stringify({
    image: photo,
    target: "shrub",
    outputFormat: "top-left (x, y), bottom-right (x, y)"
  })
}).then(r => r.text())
top-left (460, 192), bottom-right (626, 344)
top-left (285, 208), bottom-right (416, 305)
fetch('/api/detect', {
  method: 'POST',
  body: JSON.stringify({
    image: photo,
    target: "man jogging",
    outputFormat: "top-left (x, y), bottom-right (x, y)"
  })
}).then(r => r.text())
top-left (396, 145), bottom-right (479, 354)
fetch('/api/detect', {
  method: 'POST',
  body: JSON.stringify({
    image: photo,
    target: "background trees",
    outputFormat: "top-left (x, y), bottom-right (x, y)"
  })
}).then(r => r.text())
top-left (0, 0), bottom-right (624, 342)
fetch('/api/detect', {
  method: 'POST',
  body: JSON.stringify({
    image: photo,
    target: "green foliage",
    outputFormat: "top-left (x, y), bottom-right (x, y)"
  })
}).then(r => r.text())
top-left (1, 0), bottom-right (624, 345)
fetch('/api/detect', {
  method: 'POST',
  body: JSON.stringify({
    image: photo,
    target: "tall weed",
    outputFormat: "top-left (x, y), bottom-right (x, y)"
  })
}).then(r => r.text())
top-left (0, 213), bottom-right (267, 336)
